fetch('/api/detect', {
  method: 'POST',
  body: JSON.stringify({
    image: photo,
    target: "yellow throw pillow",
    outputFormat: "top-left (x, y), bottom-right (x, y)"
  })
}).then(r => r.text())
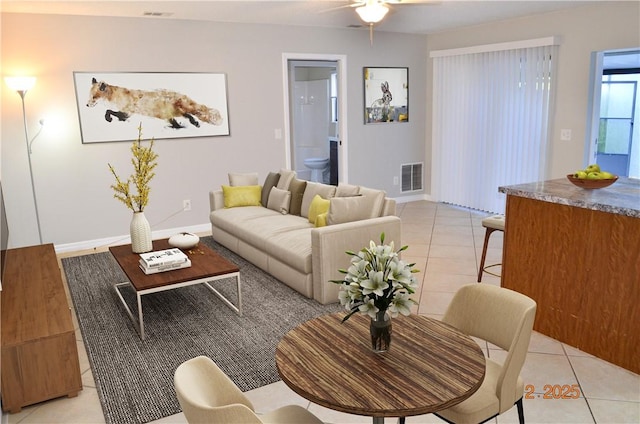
top-left (315, 212), bottom-right (328, 228)
top-left (222, 185), bottom-right (262, 208)
top-left (308, 194), bottom-right (330, 224)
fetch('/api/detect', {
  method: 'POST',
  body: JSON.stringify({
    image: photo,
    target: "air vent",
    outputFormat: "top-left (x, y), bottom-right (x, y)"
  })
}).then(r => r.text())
top-left (401, 162), bottom-right (423, 192)
top-left (143, 11), bottom-right (174, 17)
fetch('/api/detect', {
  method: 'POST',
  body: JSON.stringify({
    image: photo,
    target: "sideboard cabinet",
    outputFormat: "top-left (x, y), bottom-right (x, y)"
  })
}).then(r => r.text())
top-left (1, 243), bottom-right (82, 413)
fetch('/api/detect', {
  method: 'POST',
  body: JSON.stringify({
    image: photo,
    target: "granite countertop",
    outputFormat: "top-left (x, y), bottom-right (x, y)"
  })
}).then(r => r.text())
top-left (499, 177), bottom-right (640, 218)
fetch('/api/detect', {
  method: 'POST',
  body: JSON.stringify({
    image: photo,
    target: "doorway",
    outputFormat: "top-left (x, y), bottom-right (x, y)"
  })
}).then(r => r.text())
top-left (597, 80), bottom-right (636, 176)
top-left (282, 53), bottom-right (348, 184)
top-left (587, 48), bottom-right (640, 178)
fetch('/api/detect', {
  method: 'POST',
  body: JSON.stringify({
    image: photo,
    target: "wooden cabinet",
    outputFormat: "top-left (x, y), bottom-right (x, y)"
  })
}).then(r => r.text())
top-left (1, 244), bottom-right (82, 413)
top-left (502, 194), bottom-right (640, 374)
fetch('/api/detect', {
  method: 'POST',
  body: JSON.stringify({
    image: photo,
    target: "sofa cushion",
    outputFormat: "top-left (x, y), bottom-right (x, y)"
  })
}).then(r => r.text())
top-left (222, 185), bottom-right (262, 208)
top-left (276, 168), bottom-right (296, 190)
top-left (327, 196), bottom-right (373, 225)
top-left (211, 205), bottom-right (275, 225)
top-left (261, 172), bottom-right (280, 207)
top-left (336, 183), bottom-right (360, 197)
top-left (212, 207), bottom-right (310, 249)
top-left (308, 195), bottom-right (330, 224)
top-left (267, 187), bottom-right (291, 215)
top-left (228, 172), bottom-right (259, 186)
top-left (288, 178), bottom-right (307, 216)
top-left (300, 182), bottom-right (336, 219)
top-left (358, 186), bottom-right (386, 218)
top-left (265, 228), bottom-right (313, 274)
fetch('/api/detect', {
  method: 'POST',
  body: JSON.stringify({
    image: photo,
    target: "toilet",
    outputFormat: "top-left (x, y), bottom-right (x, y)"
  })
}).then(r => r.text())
top-left (303, 157), bottom-right (330, 183)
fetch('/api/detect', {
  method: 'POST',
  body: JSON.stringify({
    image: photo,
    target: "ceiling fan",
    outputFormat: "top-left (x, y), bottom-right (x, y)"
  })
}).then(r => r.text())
top-left (345, 0), bottom-right (439, 45)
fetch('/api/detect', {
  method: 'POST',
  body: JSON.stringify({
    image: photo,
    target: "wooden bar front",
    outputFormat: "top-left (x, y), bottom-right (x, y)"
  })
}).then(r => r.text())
top-left (502, 194), bottom-right (640, 374)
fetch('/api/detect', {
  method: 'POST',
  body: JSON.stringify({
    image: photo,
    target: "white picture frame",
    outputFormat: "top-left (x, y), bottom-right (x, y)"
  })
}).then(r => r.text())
top-left (363, 67), bottom-right (408, 124)
top-left (74, 72), bottom-right (230, 143)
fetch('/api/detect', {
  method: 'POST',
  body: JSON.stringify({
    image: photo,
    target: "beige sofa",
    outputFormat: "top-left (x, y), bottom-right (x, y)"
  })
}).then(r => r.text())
top-left (209, 173), bottom-right (401, 304)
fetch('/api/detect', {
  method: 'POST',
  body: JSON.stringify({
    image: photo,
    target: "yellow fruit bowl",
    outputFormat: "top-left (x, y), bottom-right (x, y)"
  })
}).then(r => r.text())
top-left (566, 174), bottom-right (618, 189)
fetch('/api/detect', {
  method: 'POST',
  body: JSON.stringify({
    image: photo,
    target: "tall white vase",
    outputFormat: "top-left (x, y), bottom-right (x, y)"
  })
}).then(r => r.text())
top-left (130, 211), bottom-right (152, 253)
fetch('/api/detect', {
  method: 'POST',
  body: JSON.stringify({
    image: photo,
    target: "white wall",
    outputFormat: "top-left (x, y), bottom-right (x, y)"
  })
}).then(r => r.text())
top-left (1, 13), bottom-right (427, 249)
top-left (424, 1), bottom-right (640, 192)
top-left (4, 3), bottom-right (637, 250)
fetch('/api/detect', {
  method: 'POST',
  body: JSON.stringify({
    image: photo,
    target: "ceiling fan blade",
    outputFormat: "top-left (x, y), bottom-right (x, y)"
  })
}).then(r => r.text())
top-left (319, 1), bottom-right (363, 14)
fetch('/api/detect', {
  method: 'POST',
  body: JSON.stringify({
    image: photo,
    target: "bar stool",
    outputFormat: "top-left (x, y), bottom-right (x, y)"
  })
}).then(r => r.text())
top-left (477, 215), bottom-right (505, 282)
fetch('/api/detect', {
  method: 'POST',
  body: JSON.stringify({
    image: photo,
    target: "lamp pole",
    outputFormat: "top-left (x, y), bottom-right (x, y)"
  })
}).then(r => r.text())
top-left (17, 89), bottom-right (43, 244)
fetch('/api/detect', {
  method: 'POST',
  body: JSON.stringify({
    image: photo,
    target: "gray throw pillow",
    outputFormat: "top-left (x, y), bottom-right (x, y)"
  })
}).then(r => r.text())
top-left (267, 187), bottom-right (291, 215)
top-left (276, 168), bottom-right (296, 191)
top-left (261, 172), bottom-right (280, 207)
top-left (327, 196), bottom-right (371, 225)
top-left (288, 178), bottom-right (307, 216)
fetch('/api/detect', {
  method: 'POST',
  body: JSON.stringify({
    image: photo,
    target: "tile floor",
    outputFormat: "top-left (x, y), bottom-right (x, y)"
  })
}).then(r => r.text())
top-left (5, 200), bottom-right (639, 424)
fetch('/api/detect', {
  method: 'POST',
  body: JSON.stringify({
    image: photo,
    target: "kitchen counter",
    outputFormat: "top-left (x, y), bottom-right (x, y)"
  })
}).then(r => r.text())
top-left (498, 177), bottom-right (639, 374)
top-left (498, 176), bottom-right (640, 218)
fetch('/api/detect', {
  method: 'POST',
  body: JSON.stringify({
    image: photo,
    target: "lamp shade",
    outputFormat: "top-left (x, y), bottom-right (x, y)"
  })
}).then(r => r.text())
top-left (5, 76), bottom-right (36, 92)
top-left (356, 3), bottom-right (389, 24)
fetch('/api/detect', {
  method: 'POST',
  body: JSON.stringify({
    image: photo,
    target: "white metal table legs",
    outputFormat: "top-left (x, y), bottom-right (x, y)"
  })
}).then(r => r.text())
top-left (113, 272), bottom-right (242, 340)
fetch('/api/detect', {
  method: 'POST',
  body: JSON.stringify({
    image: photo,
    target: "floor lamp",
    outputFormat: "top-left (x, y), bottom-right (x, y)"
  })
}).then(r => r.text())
top-left (4, 76), bottom-right (44, 244)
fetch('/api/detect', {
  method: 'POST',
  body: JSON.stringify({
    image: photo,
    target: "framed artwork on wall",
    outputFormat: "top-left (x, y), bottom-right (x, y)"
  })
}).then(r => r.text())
top-left (363, 67), bottom-right (408, 124)
top-left (73, 72), bottom-right (230, 143)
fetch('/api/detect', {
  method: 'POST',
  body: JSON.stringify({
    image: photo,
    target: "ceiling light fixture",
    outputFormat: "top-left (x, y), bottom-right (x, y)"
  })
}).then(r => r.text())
top-left (355, 1), bottom-right (389, 46)
top-left (355, 2), bottom-right (389, 24)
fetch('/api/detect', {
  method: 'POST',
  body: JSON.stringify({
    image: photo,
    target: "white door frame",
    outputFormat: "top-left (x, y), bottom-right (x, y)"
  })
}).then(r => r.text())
top-left (586, 47), bottom-right (640, 170)
top-left (282, 53), bottom-right (348, 183)
top-left (586, 51), bottom-right (605, 166)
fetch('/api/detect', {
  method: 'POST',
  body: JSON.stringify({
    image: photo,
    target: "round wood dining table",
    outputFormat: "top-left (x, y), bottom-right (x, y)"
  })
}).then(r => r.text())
top-left (275, 312), bottom-right (486, 423)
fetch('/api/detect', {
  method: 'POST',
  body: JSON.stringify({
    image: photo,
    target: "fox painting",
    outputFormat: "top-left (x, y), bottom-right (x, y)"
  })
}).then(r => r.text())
top-left (86, 78), bottom-right (223, 129)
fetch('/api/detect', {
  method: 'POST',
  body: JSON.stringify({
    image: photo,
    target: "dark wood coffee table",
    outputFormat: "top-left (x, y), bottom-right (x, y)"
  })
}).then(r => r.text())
top-left (109, 239), bottom-right (241, 340)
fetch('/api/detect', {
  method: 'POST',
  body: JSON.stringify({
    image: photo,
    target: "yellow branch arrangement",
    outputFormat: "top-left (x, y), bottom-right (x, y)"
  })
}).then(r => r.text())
top-left (108, 125), bottom-right (158, 212)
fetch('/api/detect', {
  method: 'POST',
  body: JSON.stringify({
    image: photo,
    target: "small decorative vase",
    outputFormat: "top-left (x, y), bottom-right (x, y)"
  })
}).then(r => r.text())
top-left (130, 211), bottom-right (152, 253)
top-left (370, 309), bottom-right (392, 353)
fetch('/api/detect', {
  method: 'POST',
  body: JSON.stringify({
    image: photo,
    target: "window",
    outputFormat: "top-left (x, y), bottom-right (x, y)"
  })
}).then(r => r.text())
top-left (431, 38), bottom-right (558, 214)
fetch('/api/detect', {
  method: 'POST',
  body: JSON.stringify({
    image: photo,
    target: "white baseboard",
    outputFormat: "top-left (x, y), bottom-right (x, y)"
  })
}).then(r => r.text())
top-left (394, 193), bottom-right (432, 204)
top-left (52, 196), bottom-right (432, 254)
top-left (53, 223), bottom-right (211, 254)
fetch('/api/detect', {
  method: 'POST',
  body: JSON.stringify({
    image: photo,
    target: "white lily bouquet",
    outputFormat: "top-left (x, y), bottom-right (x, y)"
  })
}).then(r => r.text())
top-left (332, 233), bottom-right (419, 323)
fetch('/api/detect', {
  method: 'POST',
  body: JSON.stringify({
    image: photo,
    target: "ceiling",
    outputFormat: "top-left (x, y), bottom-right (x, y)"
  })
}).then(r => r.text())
top-left (0, 0), bottom-right (601, 35)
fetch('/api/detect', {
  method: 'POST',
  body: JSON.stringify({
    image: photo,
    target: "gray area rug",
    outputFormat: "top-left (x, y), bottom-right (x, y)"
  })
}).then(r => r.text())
top-left (62, 237), bottom-right (340, 424)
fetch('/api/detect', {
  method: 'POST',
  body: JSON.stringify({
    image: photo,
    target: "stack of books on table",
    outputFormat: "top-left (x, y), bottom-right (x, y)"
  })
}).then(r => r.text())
top-left (139, 248), bottom-right (191, 274)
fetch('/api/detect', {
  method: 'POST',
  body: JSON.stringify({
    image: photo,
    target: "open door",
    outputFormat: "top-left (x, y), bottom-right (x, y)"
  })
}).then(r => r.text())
top-left (282, 53), bottom-right (348, 184)
top-left (597, 81), bottom-right (636, 176)
top-left (586, 48), bottom-right (640, 178)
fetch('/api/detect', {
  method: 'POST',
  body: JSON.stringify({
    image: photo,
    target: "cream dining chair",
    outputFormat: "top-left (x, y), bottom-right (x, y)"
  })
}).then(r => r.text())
top-left (400, 283), bottom-right (536, 424)
top-left (174, 355), bottom-right (324, 424)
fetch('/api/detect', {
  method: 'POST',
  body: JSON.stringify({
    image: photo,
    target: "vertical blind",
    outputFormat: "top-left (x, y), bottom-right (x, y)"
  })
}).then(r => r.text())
top-left (431, 39), bottom-right (558, 214)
